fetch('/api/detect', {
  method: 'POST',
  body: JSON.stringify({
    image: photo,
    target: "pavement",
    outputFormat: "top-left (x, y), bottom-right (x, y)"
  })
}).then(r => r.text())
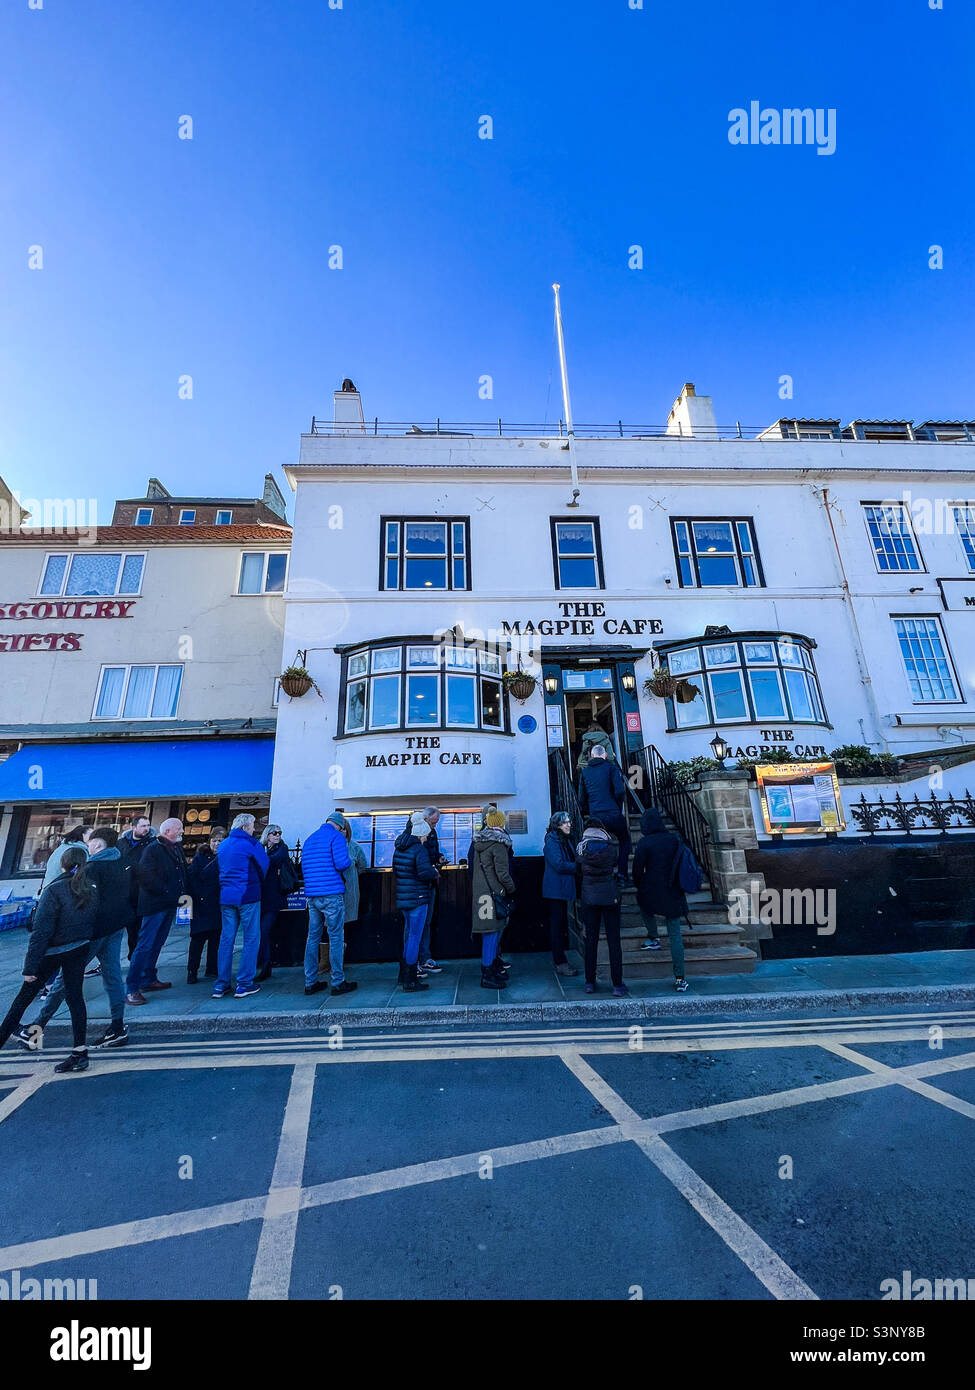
top-left (2, 1004), bottom-right (975, 1301)
top-left (1, 919), bottom-right (974, 1033)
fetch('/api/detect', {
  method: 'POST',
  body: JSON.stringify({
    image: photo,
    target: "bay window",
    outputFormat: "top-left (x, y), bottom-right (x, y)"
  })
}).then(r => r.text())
top-left (341, 640), bottom-right (507, 735)
top-left (660, 633), bottom-right (827, 730)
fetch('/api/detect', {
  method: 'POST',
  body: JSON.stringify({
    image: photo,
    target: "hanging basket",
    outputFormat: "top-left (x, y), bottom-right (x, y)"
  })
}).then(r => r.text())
top-left (645, 670), bottom-right (681, 700)
top-left (674, 679), bottom-right (701, 704)
top-left (279, 668), bottom-right (314, 699)
top-left (503, 672), bottom-right (538, 702)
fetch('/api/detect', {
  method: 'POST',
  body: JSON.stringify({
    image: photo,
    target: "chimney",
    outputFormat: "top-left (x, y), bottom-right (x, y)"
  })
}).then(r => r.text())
top-left (262, 473), bottom-right (288, 520)
top-left (665, 382), bottom-right (718, 439)
top-left (333, 379), bottom-right (365, 435)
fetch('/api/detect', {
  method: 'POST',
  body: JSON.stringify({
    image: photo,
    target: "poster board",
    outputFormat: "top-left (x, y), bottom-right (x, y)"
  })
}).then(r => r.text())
top-left (756, 761), bottom-right (845, 835)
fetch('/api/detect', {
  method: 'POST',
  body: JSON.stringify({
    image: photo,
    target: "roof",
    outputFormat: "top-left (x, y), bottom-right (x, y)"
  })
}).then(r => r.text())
top-left (2, 524), bottom-right (292, 547)
top-left (0, 718), bottom-right (276, 745)
top-left (116, 497), bottom-right (272, 507)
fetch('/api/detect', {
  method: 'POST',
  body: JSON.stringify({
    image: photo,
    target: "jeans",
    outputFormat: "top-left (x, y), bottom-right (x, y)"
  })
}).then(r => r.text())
top-left (216, 901), bottom-right (262, 991)
top-left (36, 930), bottom-right (126, 1027)
top-left (582, 903), bottom-right (623, 988)
top-left (598, 811), bottom-right (630, 879)
top-left (187, 930), bottom-right (220, 978)
top-left (481, 931), bottom-right (500, 967)
top-left (641, 910), bottom-right (686, 978)
top-left (545, 899), bottom-right (569, 965)
top-left (306, 895), bottom-right (346, 988)
top-left (0, 945), bottom-right (89, 1049)
top-left (404, 893), bottom-right (434, 964)
top-left (402, 905), bottom-right (427, 965)
top-left (126, 909), bottom-right (176, 994)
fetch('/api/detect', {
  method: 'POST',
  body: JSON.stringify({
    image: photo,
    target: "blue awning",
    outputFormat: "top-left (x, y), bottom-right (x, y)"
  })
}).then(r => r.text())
top-left (0, 738), bottom-right (274, 803)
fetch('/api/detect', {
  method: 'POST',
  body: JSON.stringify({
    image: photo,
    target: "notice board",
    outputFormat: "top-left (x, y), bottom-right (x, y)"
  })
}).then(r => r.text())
top-left (756, 761), bottom-right (845, 835)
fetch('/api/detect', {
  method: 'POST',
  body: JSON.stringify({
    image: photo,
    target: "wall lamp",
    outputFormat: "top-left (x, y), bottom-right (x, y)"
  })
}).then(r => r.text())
top-left (543, 674), bottom-right (559, 695)
top-left (709, 732), bottom-right (730, 767)
top-left (620, 671), bottom-right (636, 693)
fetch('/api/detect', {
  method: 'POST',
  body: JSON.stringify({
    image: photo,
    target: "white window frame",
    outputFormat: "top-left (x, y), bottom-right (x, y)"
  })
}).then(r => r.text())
top-left (236, 551), bottom-right (290, 595)
top-left (38, 551), bottom-right (147, 598)
top-left (134, 508), bottom-right (153, 526)
top-left (950, 502), bottom-right (975, 572)
top-left (862, 504), bottom-right (924, 574)
top-left (893, 616), bottom-right (961, 704)
top-left (215, 509), bottom-right (233, 526)
top-left (92, 664), bottom-right (184, 721)
top-left (179, 509), bottom-right (196, 525)
top-left (405, 671), bottom-right (441, 727)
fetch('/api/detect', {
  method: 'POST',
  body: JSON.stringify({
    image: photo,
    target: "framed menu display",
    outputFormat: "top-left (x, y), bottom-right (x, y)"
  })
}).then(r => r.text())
top-left (756, 761), bottom-right (845, 835)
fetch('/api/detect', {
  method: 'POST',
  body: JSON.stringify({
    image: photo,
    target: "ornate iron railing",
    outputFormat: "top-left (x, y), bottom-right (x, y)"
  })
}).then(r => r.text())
top-left (626, 744), bottom-right (714, 888)
top-left (849, 790), bottom-right (975, 836)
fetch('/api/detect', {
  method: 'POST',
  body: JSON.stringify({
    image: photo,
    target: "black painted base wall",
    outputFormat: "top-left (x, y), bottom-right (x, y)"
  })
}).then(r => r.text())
top-left (272, 858), bottom-right (549, 966)
top-left (747, 836), bottom-right (975, 958)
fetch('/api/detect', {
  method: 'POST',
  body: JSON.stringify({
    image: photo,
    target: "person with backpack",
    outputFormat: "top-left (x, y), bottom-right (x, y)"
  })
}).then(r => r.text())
top-left (391, 813), bottom-right (438, 993)
top-left (186, 827), bottom-right (226, 983)
top-left (577, 745), bottom-right (630, 883)
top-left (577, 815), bottom-right (627, 996)
top-left (0, 846), bottom-right (98, 1071)
top-left (631, 807), bottom-right (693, 993)
top-left (471, 809), bottom-right (516, 991)
top-left (542, 812), bottom-right (579, 976)
top-left (256, 824), bottom-right (298, 982)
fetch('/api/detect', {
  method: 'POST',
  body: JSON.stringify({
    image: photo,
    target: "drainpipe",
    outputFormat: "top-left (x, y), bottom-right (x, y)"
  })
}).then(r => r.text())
top-left (816, 486), bottom-right (889, 752)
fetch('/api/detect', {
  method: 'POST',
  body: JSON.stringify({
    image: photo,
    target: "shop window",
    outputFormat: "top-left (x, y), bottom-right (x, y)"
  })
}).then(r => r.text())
top-left (39, 551), bottom-right (145, 598)
top-left (550, 519), bottom-right (604, 589)
top-left (893, 616), bottom-right (960, 703)
top-left (14, 801), bottom-right (151, 875)
top-left (659, 633), bottom-right (828, 729)
top-left (345, 809), bottom-right (482, 869)
top-left (951, 504), bottom-right (975, 571)
top-left (863, 504), bottom-right (923, 573)
top-left (179, 509), bottom-right (196, 525)
top-left (215, 509), bottom-right (233, 525)
top-left (134, 508), bottom-right (153, 526)
top-left (341, 641), bottom-right (506, 735)
top-left (671, 518), bottom-right (762, 588)
top-left (237, 551), bottom-right (289, 594)
top-left (381, 518), bottom-right (470, 591)
top-left (93, 664), bottom-right (183, 720)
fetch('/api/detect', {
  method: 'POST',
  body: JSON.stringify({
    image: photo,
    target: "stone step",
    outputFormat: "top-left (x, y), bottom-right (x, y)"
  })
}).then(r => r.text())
top-left (596, 944), bottom-right (760, 979)
top-left (617, 925), bottom-right (747, 951)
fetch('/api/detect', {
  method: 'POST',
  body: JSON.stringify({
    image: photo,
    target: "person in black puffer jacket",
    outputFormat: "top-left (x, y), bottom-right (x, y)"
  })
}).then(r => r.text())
top-left (631, 807), bottom-right (689, 992)
top-left (187, 828), bottom-right (226, 984)
top-left (391, 813), bottom-right (438, 992)
top-left (0, 847), bottom-right (98, 1070)
top-left (577, 816), bottom-right (627, 997)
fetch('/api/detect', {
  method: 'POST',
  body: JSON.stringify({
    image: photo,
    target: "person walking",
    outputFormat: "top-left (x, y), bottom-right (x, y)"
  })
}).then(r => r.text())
top-left (211, 814), bottom-right (269, 1000)
top-left (578, 744), bottom-right (630, 883)
top-left (256, 824), bottom-right (291, 983)
top-left (415, 806), bottom-right (445, 974)
top-left (391, 812), bottom-right (437, 992)
top-left (41, 824), bottom-right (91, 889)
top-left (575, 724), bottom-right (617, 771)
top-left (542, 812), bottom-right (579, 977)
top-left (0, 847), bottom-right (98, 1071)
top-left (471, 809), bottom-right (516, 991)
top-left (301, 814), bottom-right (356, 997)
top-left (632, 807), bottom-right (689, 993)
top-left (187, 827), bottom-right (226, 983)
top-left (19, 827), bottom-right (131, 1050)
top-left (126, 818), bottom-right (187, 1006)
top-left (117, 814), bottom-right (156, 959)
top-left (577, 816), bottom-right (627, 997)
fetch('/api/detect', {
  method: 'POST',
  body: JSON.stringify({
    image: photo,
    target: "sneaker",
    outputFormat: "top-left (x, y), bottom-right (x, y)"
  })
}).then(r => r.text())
top-left (584, 982), bottom-right (597, 994)
top-left (211, 986), bottom-right (229, 999)
top-left (640, 939), bottom-right (662, 951)
top-left (234, 984), bottom-right (261, 998)
top-left (38, 986), bottom-right (51, 1002)
top-left (613, 985), bottom-right (630, 997)
top-left (14, 1026), bottom-right (39, 1051)
top-left (54, 1050), bottom-right (89, 1074)
top-left (93, 1024), bottom-right (128, 1048)
top-left (331, 980), bottom-right (358, 996)
top-left (555, 962), bottom-right (579, 977)
top-left (675, 977), bottom-right (689, 993)
top-left (304, 981), bottom-right (328, 996)
top-left (186, 972), bottom-right (199, 985)
top-left (416, 966), bottom-right (429, 980)
top-left (83, 963), bottom-right (102, 978)
top-left (421, 959), bottom-right (443, 974)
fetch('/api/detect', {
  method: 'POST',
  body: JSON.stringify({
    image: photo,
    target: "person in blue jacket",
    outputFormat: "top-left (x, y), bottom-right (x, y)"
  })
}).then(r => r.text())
top-left (577, 745), bottom-right (630, 881)
top-left (300, 813), bottom-right (356, 997)
top-left (542, 812), bottom-right (579, 976)
top-left (212, 814), bottom-right (269, 1000)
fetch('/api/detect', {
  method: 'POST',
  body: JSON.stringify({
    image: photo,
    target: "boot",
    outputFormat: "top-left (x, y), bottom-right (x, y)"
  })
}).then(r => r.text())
top-left (481, 962), bottom-right (509, 990)
top-left (397, 958), bottom-right (408, 985)
top-left (403, 963), bottom-right (429, 993)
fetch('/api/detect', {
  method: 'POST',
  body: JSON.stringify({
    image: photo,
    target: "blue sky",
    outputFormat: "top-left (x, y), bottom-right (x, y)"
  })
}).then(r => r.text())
top-left (2, 0), bottom-right (972, 522)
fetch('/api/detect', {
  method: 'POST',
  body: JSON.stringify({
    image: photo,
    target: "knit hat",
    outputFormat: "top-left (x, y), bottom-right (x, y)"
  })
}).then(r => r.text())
top-left (409, 812), bottom-right (431, 839)
top-left (485, 810), bottom-right (506, 829)
top-left (326, 812), bottom-right (347, 831)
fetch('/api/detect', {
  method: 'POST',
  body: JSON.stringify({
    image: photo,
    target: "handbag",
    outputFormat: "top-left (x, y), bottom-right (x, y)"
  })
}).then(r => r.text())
top-left (278, 856), bottom-right (300, 896)
top-left (491, 892), bottom-right (512, 922)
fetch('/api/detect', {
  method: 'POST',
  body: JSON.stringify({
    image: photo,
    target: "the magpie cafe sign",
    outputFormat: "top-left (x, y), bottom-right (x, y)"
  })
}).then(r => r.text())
top-left (500, 602), bottom-right (663, 638)
top-left (937, 579), bottom-right (975, 613)
top-left (0, 599), bottom-right (135, 653)
top-left (365, 737), bottom-right (483, 769)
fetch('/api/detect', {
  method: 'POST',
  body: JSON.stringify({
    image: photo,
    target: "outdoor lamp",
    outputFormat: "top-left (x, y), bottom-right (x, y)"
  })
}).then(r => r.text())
top-left (709, 732), bottom-right (730, 767)
top-left (543, 674), bottom-right (559, 695)
top-left (620, 671), bottom-right (636, 693)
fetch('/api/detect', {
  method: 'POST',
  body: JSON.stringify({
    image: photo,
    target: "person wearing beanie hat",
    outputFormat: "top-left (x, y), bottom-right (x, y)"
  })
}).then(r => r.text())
top-left (391, 814), bottom-right (438, 992)
top-left (470, 810), bottom-right (516, 992)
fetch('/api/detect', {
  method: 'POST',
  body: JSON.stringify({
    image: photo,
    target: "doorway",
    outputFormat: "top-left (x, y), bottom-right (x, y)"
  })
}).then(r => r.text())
top-left (562, 668), bottom-right (619, 769)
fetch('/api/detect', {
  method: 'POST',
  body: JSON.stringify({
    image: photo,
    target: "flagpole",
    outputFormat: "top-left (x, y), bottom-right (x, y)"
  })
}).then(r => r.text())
top-left (552, 283), bottom-right (581, 506)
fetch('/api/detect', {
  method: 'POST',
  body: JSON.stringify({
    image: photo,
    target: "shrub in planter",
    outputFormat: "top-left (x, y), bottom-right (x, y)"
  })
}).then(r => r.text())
top-left (734, 747), bottom-right (797, 776)
top-left (502, 670), bottom-right (538, 701)
top-left (829, 744), bottom-right (900, 779)
top-left (645, 668), bottom-right (681, 699)
top-left (279, 666), bottom-right (322, 700)
top-left (667, 756), bottom-right (721, 786)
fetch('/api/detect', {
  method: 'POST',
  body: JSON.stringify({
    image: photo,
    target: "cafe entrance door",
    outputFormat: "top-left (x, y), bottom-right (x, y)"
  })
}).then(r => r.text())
top-left (560, 667), bottom-right (621, 770)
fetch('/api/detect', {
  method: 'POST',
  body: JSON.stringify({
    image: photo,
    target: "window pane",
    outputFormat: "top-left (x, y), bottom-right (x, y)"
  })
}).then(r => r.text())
top-left (743, 642), bottom-right (775, 663)
top-left (741, 556), bottom-right (756, 586)
top-left (40, 555), bottom-right (68, 595)
top-left (692, 521), bottom-right (735, 552)
top-left (65, 553), bottom-right (120, 596)
top-left (667, 648), bottom-right (701, 676)
top-left (404, 522), bottom-right (446, 554)
top-left (346, 681), bottom-right (367, 732)
top-left (407, 674), bottom-right (439, 723)
top-left (119, 554), bottom-right (144, 593)
top-left (479, 650), bottom-right (501, 675)
top-left (407, 646), bottom-right (439, 667)
top-left (150, 666), bottom-right (182, 717)
top-left (239, 553), bottom-right (263, 594)
top-left (445, 646), bottom-right (476, 670)
top-left (348, 652), bottom-right (368, 678)
top-left (265, 554), bottom-right (287, 592)
top-left (451, 522), bottom-right (465, 554)
top-left (749, 669), bottom-right (786, 718)
top-left (697, 555), bottom-right (740, 586)
top-left (404, 557), bottom-right (447, 588)
top-left (447, 674), bottom-right (477, 725)
top-left (704, 643), bottom-right (738, 666)
top-left (215, 511), bottom-right (232, 525)
top-left (452, 556), bottom-right (466, 589)
top-left (480, 678), bottom-right (502, 727)
top-left (385, 522), bottom-right (399, 556)
top-left (558, 555), bottom-right (598, 587)
top-left (385, 557), bottom-right (399, 588)
top-left (556, 523), bottom-right (594, 554)
top-left (674, 522), bottom-right (691, 553)
top-left (735, 521), bottom-right (755, 554)
top-left (369, 675), bottom-right (401, 728)
top-left (783, 668), bottom-right (813, 719)
top-left (678, 556), bottom-right (694, 586)
top-left (122, 667), bottom-right (155, 719)
top-left (95, 667), bottom-right (126, 718)
top-left (371, 647), bottom-right (401, 672)
top-left (674, 686), bottom-right (709, 727)
top-left (778, 640), bottom-right (803, 666)
top-left (709, 670), bottom-right (747, 720)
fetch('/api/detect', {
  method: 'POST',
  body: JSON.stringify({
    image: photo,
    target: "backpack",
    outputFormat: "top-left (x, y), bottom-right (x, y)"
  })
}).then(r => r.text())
top-left (674, 842), bottom-right (703, 894)
top-left (278, 855), bottom-right (300, 896)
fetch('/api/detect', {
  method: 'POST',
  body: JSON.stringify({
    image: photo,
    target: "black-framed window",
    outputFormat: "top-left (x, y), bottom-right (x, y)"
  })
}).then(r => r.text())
top-left (862, 503), bottom-right (923, 573)
top-left (550, 518), bottom-right (604, 589)
top-left (342, 641), bottom-right (506, 735)
top-left (661, 635), bottom-right (828, 730)
top-left (4, 801), bottom-right (152, 877)
top-left (671, 518), bottom-right (763, 588)
top-left (380, 518), bottom-right (470, 591)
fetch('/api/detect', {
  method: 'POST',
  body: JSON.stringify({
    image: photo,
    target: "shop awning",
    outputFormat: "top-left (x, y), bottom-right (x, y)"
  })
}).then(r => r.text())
top-left (0, 738), bottom-right (274, 804)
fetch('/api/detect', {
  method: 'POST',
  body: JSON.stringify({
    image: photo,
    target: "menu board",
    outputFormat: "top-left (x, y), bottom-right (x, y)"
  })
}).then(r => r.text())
top-left (756, 762), bottom-right (845, 835)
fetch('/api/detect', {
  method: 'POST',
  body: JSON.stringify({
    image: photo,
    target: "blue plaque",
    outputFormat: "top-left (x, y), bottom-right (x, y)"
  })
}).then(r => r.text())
top-left (517, 715), bottom-right (537, 734)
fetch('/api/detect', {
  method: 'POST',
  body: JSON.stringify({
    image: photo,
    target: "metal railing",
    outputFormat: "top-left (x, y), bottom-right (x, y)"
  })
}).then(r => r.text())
top-left (548, 748), bottom-right (584, 842)
top-left (849, 790), bottom-right (975, 836)
top-left (626, 743), bottom-right (715, 888)
top-left (308, 418), bottom-right (975, 444)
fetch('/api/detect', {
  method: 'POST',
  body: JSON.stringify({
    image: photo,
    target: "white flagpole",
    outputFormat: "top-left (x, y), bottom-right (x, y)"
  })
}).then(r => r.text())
top-left (552, 283), bottom-right (581, 506)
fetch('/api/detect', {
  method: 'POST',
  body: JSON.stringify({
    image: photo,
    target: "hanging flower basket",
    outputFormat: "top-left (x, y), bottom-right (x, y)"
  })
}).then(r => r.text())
top-left (674, 679), bottom-right (701, 704)
top-left (644, 669), bottom-right (681, 700)
top-left (503, 670), bottom-right (538, 702)
top-left (279, 666), bottom-right (315, 699)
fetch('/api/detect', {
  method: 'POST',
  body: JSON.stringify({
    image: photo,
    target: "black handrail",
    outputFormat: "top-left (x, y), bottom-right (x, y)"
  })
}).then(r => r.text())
top-left (625, 744), bottom-right (715, 889)
top-left (548, 748), bottom-right (584, 842)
